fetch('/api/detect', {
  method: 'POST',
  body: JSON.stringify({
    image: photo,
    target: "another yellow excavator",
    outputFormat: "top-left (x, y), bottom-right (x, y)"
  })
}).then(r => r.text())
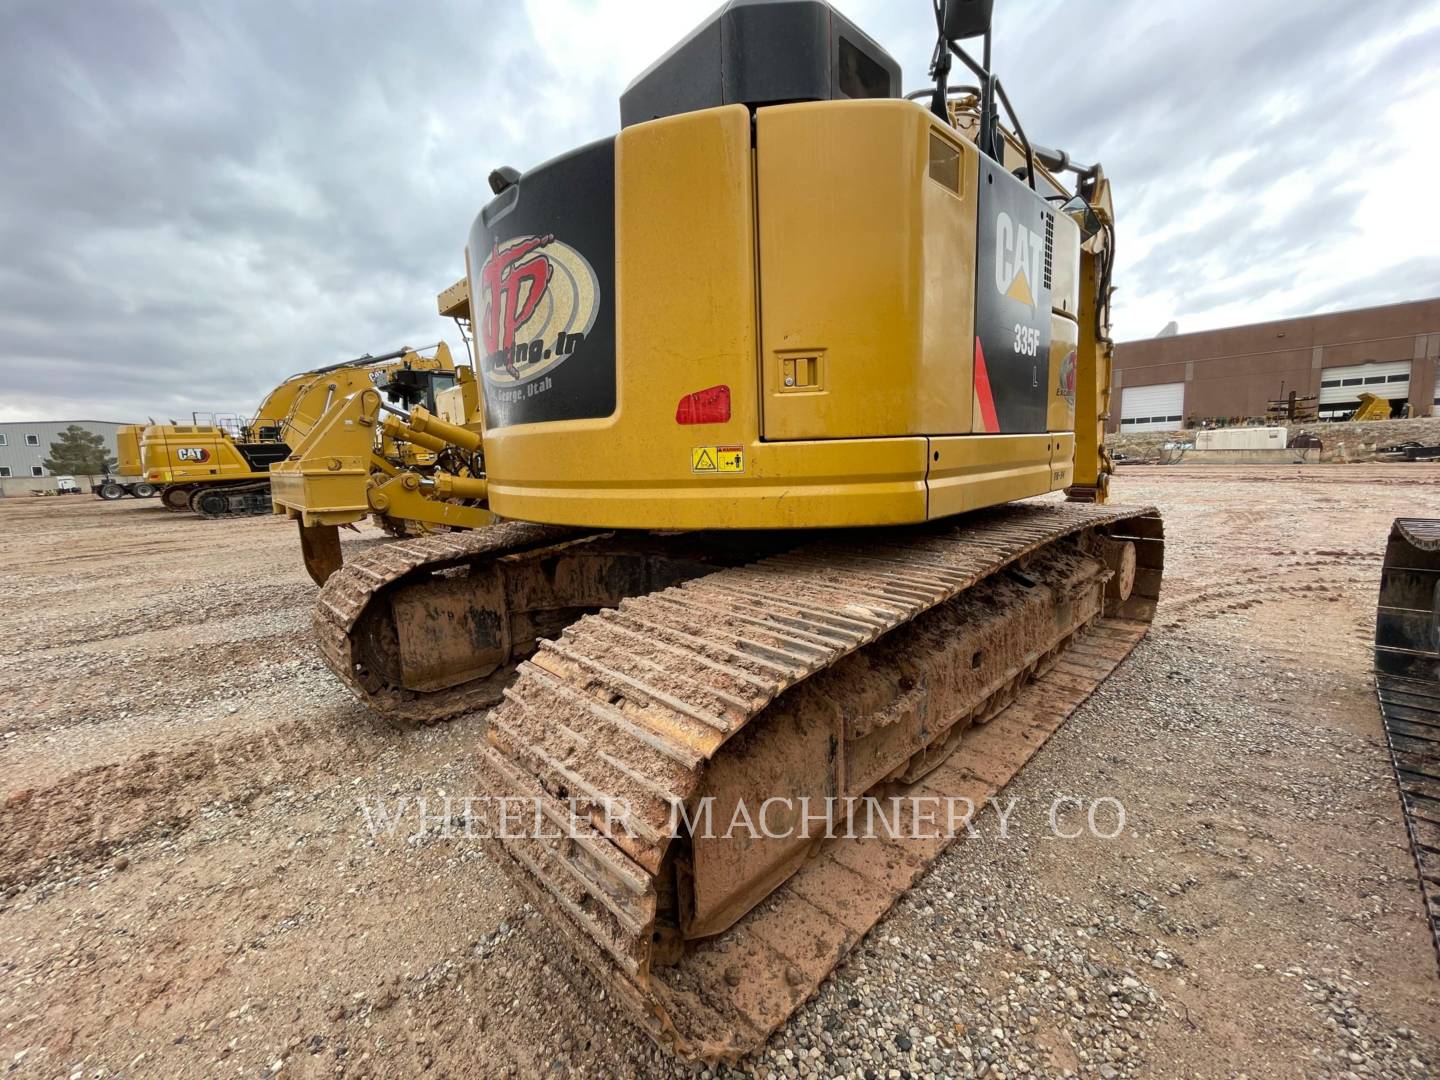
top-left (141, 345), bottom-right (457, 517)
top-left (291, 0), bottom-right (1164, 1060)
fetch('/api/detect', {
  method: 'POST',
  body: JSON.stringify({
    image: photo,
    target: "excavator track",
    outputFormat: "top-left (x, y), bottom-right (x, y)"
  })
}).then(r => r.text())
top-left (472, 501), bottom-right (1163, 1061)
top-left (1374, 518), bottom-right (1440, 966)
top-left (313, 522), bottom-right (786, 724)
top-left (315, 522), bottom-right (585, 722)
top-left (160, 485), bottom-right (194, 512)
top-left (190, 480), bottom-right (274, 519)
top-left (374, 513), bottom-right (436, 539)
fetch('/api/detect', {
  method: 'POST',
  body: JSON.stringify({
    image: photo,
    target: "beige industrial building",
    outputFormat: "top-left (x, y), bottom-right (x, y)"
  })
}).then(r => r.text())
top-left (1110, 297), bottom-right (1440, 432)
top-left (0, 420), bottom-right (128, 497)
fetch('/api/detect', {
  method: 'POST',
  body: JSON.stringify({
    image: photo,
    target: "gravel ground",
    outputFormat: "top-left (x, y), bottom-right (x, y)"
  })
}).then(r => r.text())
top-left (1, 466), bottom-right (1438, 1079)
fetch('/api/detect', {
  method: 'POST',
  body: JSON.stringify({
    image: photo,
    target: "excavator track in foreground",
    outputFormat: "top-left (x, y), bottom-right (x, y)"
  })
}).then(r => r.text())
top-left (1374, 518), bottom-right (1440, 967)
top-left (314, 521), bottom-right (787, 723)
top-left (316, 522), bottom-right (585, 722)
top-left (466, 501), bottom-right (1163, 1061)
top-left (315, 502), bottom-right (1162, 1058)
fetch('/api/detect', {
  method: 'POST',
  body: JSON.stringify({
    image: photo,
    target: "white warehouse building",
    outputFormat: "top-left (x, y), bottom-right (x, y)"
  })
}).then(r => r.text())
top-left (0, 420), bottom-right (129, 497)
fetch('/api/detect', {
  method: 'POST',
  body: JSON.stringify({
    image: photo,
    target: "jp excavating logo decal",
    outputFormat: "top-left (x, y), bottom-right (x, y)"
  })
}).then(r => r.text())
top-left (993, 211), bottom-right (1044, 311)
top-left (479, 234), bottom-right (600, 389)
top-left (176, 447), bottom-right (211, 462)
top-left (1056, 350), bottom-right (1076, 406)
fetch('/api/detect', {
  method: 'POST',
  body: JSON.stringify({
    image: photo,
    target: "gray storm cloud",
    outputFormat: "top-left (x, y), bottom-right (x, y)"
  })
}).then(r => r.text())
top-left (1, 0), bottom-right (1436, 422)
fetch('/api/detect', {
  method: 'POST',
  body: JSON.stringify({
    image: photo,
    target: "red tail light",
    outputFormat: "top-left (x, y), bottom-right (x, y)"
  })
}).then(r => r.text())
top-left (675, 385), bottom-right (731, 425)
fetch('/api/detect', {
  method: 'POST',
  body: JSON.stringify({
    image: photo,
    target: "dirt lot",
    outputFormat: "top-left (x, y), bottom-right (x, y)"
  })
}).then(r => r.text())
top-left (2, 466), bottom-right (1439, 1079)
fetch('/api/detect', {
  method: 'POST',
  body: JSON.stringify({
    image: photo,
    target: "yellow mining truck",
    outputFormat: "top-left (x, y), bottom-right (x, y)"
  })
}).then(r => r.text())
top-left (1351, 391), bottom-right (1393, 422)
top-left (142, 345), bottom-right (457, 517)
top-left (286, 0), bottom-right (1164, 1060)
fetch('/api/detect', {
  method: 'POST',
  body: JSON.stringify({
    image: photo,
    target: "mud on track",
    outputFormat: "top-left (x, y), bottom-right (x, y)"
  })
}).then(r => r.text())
top-left (1, 472), bottom-right (1438, 1078)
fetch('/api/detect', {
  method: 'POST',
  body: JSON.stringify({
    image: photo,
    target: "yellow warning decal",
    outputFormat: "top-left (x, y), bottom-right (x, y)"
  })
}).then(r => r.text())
top-left (691, 445), bottom-right (744, 474)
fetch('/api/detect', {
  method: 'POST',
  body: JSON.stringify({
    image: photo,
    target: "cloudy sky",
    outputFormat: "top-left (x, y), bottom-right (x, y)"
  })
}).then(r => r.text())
top-left (3, 0), bottom-right (1438, 423)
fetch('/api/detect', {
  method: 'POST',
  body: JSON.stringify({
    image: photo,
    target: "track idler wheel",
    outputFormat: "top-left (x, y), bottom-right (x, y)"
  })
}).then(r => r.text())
top-left (161, 486), bottom-right (192, 511)
top-left (1099, 537), bottom-right (1137, 605)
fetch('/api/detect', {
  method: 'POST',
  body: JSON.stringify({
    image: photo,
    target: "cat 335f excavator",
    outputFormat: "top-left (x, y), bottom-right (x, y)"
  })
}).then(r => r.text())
top-left (280, 0), bottom-right (1165, 1060)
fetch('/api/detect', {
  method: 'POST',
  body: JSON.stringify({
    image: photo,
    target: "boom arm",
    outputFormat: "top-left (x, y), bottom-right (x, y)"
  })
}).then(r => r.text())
top-left (246, 344), bottom-right (454, 442)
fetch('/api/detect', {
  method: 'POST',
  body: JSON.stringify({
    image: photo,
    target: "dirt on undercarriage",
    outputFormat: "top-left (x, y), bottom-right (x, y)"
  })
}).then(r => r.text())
top-left (2, 466), bottom-right (1438, 1079)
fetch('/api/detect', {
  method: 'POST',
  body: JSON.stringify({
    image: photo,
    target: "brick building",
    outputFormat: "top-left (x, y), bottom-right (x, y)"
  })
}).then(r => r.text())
top-left (1110, 297), bottom-right (1440, 432)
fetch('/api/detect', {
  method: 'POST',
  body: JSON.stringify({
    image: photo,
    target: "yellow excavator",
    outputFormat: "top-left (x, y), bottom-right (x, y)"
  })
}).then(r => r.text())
top-left (141, 345), bottom-right (457, 517)
top-left (287, 0), bottom-right (1164, 1060)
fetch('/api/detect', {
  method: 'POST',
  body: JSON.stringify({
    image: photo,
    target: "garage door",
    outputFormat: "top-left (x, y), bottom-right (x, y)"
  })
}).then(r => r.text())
top-left (1318, 360), bottom-right (1410, 418)
top-left (1119, 383), bottom-right (1185, 432)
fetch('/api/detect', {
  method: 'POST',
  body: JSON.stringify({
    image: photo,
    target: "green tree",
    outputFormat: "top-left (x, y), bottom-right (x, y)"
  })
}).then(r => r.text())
top-left (43, 425), bottom-right (116, 475)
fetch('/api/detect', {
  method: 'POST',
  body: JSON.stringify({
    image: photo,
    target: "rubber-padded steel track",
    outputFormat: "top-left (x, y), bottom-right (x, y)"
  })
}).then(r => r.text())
top-left (476, 501), bottom-right (1163, 1060)
top-left (1374, 517), bottom-right (1440, 967)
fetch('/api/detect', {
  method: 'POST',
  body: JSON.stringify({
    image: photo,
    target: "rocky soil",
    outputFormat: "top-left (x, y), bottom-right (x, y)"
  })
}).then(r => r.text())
top-left (2, 468), bottom-right (1439, 1078)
